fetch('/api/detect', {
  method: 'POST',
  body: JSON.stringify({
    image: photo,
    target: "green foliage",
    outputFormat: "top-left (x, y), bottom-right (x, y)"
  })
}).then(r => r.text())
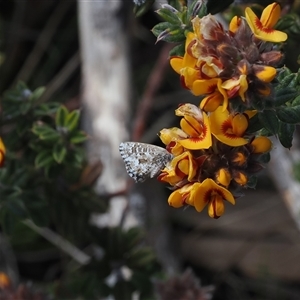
top-left (246, 68), bottom-right (300, 149)
top-left (0, 82), bottom-right (162, 299)
top-left (152, 0), bottom-right (210, 54)
top-left (57, 226), bottom-right (161, 299)
top-left (0, 82), bottom-right (103, 237)
top-left (152, 0), bottom-right (233, 53)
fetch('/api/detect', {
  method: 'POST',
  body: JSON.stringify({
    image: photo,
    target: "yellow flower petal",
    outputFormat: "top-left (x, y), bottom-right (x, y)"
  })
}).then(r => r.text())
top-left (181, 67), bottom-right (199, 89)
top-left (208, 195), bottom-right (225, 219)
top-left (251, 136), bottom-right (272, 153)
top-left (229, 16), bottom-right (241, 33)
top-left (189, 182), bottom-right (206, 212)
top-left (210, 107), bottom-right (248, 147)
top-left (170, 57), bottom-right (183, 74)
top-left (179, 113), bottom-right (212, 150)
top-left (168, 190), bottom-right (185, 208)
top-left (245, 6), bottom-right (287, 42)
top-left (158, 167), bottom-right (183, 185)
top-left (172, 152), bottom-right (197, 181)
top-left (200, 93), bottom-right (223, 112)
top-left (244, 110), bottom-right (257, 119)
top-left (215, 168), bottom-right (232, 187)
top-left (233, 171), bottom-right (248, 186)
top-left (159, 127), bottom-right (188, 145)
top-left (232, 152), bottom-right (247, 166)
top-left (193, 179), bottom-right (235, 216)
top-left (254, 66), bottom-right (276, 82)
top-left (192, 78), bottom-right (218, 96)
top-left (261, 3), bottom-right (281, 28)
top-left (232, 113), bottom-right (248, 136)
top-left (180, 117), bottom-right (202, 137)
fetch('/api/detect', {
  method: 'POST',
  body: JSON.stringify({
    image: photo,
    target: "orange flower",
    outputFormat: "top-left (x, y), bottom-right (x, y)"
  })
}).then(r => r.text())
top-left (215, 168), bottom-right (232, 188)
top-left (168, 183), bottom-right (196, 208)
top-left (170, 32), bottom-right (199, 89)
top-left (175, 104), bottom-right (212, 150)
top-left (251, 136), bottom-right (272, 153)
top-left (159, 151), bottom-right (198, 184)
top-left (193, 78), bottom-right (228, 112)
top-left (210, 107), bottom-right (249, 147)
top-left (191, 179), bottom-right (235, 218)
top-left (245, 3), bottom-right (287, 42)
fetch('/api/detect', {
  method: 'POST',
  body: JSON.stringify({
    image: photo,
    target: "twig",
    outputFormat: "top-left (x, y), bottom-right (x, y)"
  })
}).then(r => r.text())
top-left (23, 219), bottom-right (91, 265)
top-left (131, 43), bottom-right (173, 141)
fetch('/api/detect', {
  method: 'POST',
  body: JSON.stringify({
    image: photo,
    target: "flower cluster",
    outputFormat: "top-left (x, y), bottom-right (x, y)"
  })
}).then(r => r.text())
top-left (150, 2), bottom-right (289, 218)
top-left (158, 104), bottom-right (271, 218)
top-left (170, 3), bottom-right (286, 112)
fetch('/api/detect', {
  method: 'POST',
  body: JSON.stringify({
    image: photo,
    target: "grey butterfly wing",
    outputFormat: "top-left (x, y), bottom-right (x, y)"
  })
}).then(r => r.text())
top-left (119, 142), bottom-right (172, 182)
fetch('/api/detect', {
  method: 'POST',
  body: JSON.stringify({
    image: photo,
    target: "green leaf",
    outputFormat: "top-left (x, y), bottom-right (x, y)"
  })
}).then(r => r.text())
top-left (34, 102), bottom-right (60, 116)
top-left (168, 0), bottom-right (182, 11)
top-left (187, 0), bottom-right (207, 18)
top-left (251, 95), bottom-right (266, 111)
top-left (156, 7), bottom-right (181, 25)
top-left (32, 124), bottom-right (60, 141)
top-left (55, 105), bottom-right (69, 127)
top-left (29, 86), bottom-right (45, 102)
top-left (152, 23), bottom-right (186, 43)
top-left (276, 67), bottom-right (292, 82)
top-left (258, 110), bottom-right (279, 135)
top-left (127, 247), bottom-right (155, 269)
top-left (247, 114), bottom-right (263, 134)
top-left (169, 42), bottom-right (185, 56)
top-left (257, 152), bottom-right (271, 164)
top-left (246, 176), bottom-right (257, 189)
top-left (278, 122), bottom-right (295, 149)
top-left (292, 94), bottom-right (300, 106)
top-left (35, 150), bottom-right (54, 168)
top-left (70, 131), bottom-right (87, 144)
top-left (278, 73), bottom-right (297, 89)
top-left (276, 14), bottom-right (297, 31)
top-left (65, 110), bottom-right (80, 132)
top-left (133, 0), bottom-right (155, 17)
top-left (152, 22), bottom-right (170, 37)
top-left (20, 103), bottom-right (32, 114)
top-left (274, 88), bottom-right (297, 106)
top-left (276, 105), bottom-right (300, 124)
top-left (53, 143), bottom-right (67, 164)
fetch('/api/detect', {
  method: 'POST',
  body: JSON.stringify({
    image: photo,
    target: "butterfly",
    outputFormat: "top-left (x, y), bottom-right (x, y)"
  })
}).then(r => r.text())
top-left (119, 142), bottom-right (173, 182)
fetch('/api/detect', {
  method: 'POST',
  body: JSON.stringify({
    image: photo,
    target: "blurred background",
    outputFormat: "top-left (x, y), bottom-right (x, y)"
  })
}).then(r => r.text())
top-left (1, 0), bottom-right (300, 299)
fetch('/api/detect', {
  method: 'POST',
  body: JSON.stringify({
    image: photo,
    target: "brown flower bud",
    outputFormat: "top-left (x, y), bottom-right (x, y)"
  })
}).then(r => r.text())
top-left (260, 51), bottom-right (283, 66)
